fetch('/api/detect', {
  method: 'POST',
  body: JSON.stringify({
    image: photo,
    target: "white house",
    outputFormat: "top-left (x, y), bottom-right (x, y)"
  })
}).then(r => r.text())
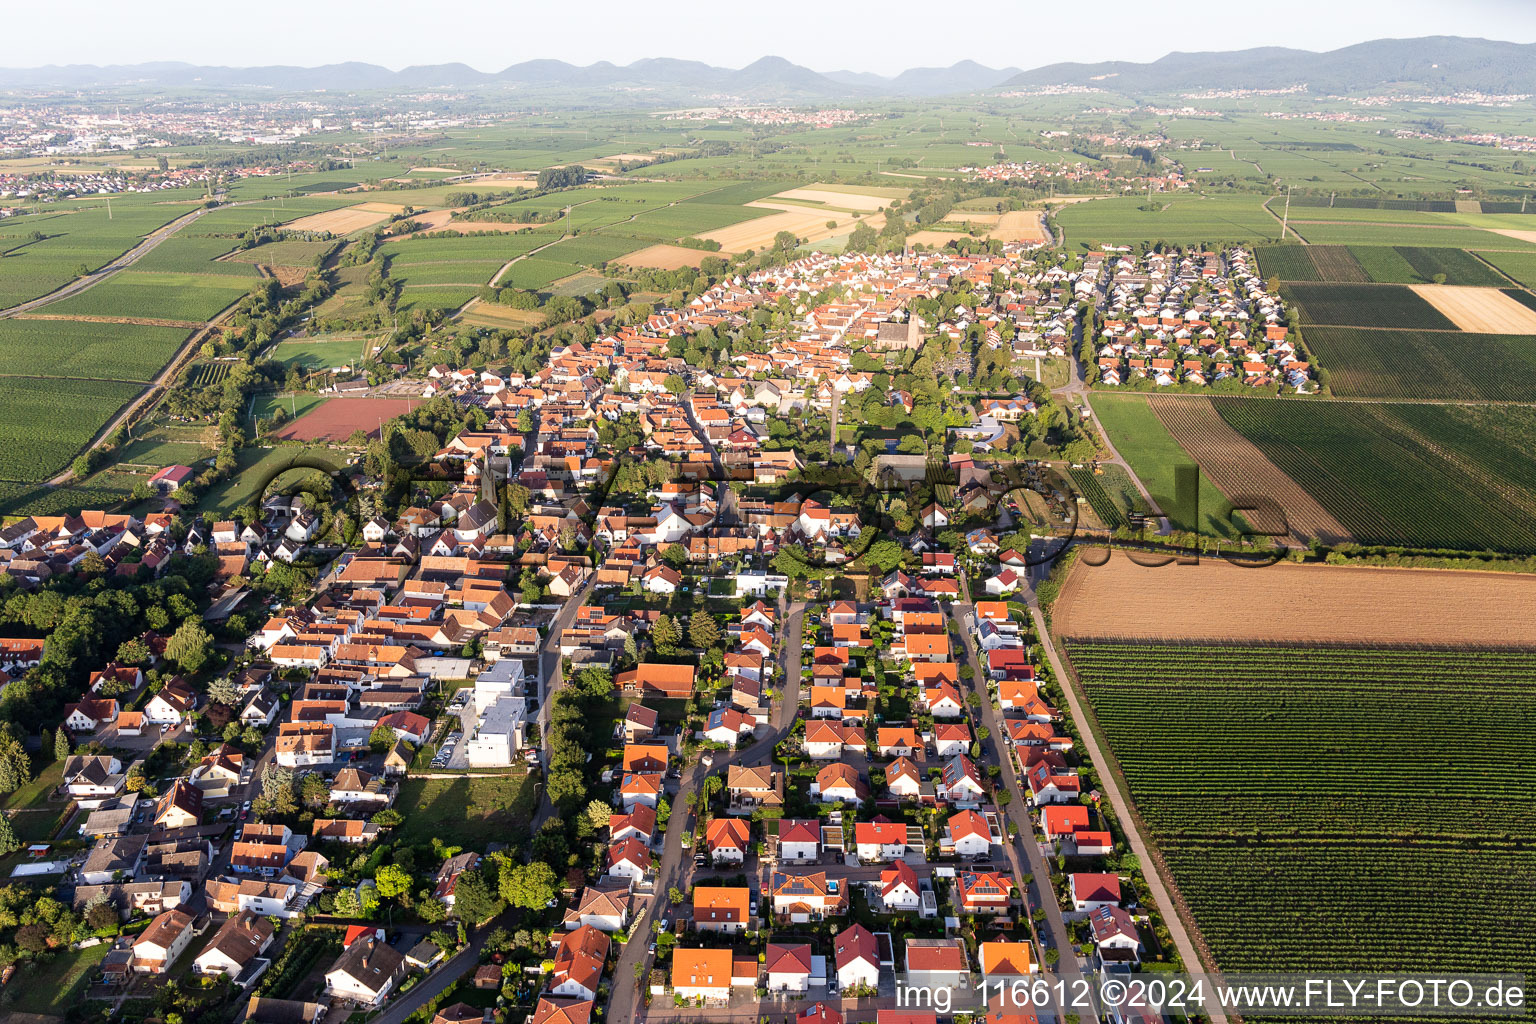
top-left (324, 935), bottom-right (405, 1007)
top-left (765, 943), bottom-right (813, 994)
top-left (879, 861), bottom-right (922, 913)
top-left (777, 820), bottom-right (820, 863)
top-left (833, 924), bottom-right (880, 993)
top-left (193, 911), bottom-right (274, 982)
top-left (946, 810), bottom-right (993, 859)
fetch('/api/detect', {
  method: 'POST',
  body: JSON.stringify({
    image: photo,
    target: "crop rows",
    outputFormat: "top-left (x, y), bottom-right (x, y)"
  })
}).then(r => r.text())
top-left (0, 320), bottom-right (189, 383)
top-left (1282, 282), bottom-right (1457, 329)
top-left (1303, 325), bottom-right (1536, 401)
top-left (1067, 468), bottom-right (1127, 529)
top-left (1066, 641), bottom-right (1536, 978)
top-left (1287, 196), bottom-right (1456, 212)
top-left (44, 271), bottom-right (253, 322)
top-left (1211, 397), bottom-right (1536, 552)
top-left (186, 362), bottom-right (231, 388)
top-left (0, 377), bottom-right (143, 481)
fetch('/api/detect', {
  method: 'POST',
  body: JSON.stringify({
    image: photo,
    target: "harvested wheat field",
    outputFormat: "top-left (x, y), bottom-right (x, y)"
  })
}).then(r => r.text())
top-left (704, 209), bottom-right (883, 253)
top-left (619, 244), bottom-right (711, 270)
top-left (1149, 395), bottom-right (1351, 544)
top-left (283, 205), bottom-right (393, 234)
top-left (991, 210), bottom-right (1049, 242)
top-left (769, 187), bottom-right (893, 212)
top-left (459, 299), bottom-right (545, 329)
top-left (1492, 228), bottom-right (1536, 246)
top-left (908, 230), bottom-right (972, 247)
top-left (1053, 549), bottom-right (1536, 647)
top-left (944, 211), bottom-right (1002, 226)
top-left (1408, 284), bottom-right (1536, 334)
top-left (353, 202), bottom-right (408, 214)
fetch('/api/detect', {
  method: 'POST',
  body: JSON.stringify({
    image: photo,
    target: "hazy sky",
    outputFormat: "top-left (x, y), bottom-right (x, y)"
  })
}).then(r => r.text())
top-left (12, 0), bottom-right (1536, 75)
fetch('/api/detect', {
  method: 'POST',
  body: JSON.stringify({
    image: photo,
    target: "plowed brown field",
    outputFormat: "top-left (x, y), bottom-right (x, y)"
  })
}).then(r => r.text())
top-left (1149, 395), bottom-right (1351, 544)
top-left (1053, 549), bottom-right (1536, 647)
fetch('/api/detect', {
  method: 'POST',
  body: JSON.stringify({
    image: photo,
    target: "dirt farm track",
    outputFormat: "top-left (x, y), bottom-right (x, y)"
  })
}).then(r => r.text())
top-left (1053, 549), bottom-right (1536, 648)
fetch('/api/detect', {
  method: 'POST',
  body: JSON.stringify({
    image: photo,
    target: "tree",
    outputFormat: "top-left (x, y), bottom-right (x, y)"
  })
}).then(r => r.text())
top-left (165, 619), bottom-right (214, 674)
top-left (0, 813), bottom-right (17, 856)
top-left (652, 615), bottom-right (682, 653)
top-left (375, 864), bottom-right (413, 901)
top-left (660, 543), bottom-right (688, 570)
top-left (663, 374), bottom-right (686, 395)
top-left (369, 723), bottom-right (393, 754)
top-left (115, 638), bottom-right (150, 665)
top-left (585, 799), bottom-right (613, 833)
top-left (301, 774), bottom-right (331, 809)
top-left (53, 728), bottom-right (70, 762)
top-left (688, 612), bottom-right (720, 651)
top-left (84, 893), bottom-right (118, 930)
top-left (0, 736), bottom-right (30, 795)
top-left (207, 676), bottom-right (241, 707)
top-left (500, 860), bottom-right (558, 911)
top-left (451, 866), bottom-right (503, 924)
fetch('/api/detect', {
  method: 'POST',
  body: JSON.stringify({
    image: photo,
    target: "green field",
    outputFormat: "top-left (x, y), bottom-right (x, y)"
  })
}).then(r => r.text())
top-left (0, 319), bottom-right (189, 381)
top-left (497, 257), bottom-right (583, 290)
top-left (1478, 250), bottom-right (1536, 289)
top-left (1211, 398), bottom-right (1536, 552)
top-left (226, 239), bottom-right (336, 266)
top-left (127, 235), bottom-right (259, 276)
top-left (1305, 325), bottom-right (1536, 401)
top-left (253, 393), bottom-right (331, 427)
top-left (200, 444), bottom-right (338, 513)
top-left (43, 270), bottom-right (253, 322)
top-left (0, 197), bottom-right (206, 309)
top-left (1067, 642), bottom-right (1536, 977)
top-left (1283, 282), bottom-right (1457, 329)
top-left (1058, 194), bottom-right (1281, 247)
top-left (393, 773), bottom-right (538, 846)
top-left (1088, 393), bottom-right (1243, 538)
top-left (270, 335), bottom-right (369, 371)
top-left (0, 377), bottom-right (143, 482)
top-left (539, 233), bottom-right (648, 267)
top-left (1289, 221), bottom-right (1536, 250)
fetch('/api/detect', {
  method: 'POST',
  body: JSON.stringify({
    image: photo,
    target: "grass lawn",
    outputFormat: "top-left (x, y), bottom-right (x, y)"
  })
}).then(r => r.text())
top-left (4, 941), bottom-right (109, 1015)
top-left (199, 444), bottom-right (339, 514)
top-left (394, 773), bottom-right (537, 846)
top-left (1087, 393), bottom-right (1244, 539)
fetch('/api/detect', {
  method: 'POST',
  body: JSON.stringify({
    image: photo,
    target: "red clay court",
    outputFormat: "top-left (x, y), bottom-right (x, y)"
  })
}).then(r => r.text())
top-left (272, 397), bottom-right (421, 442)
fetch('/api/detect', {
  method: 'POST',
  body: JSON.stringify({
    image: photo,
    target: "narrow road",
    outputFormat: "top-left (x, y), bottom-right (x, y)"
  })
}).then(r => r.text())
top-left (369, 911), bottom-right (511, 1024)
top-left (948, 597), bottom-right (1086, 1019)
top-left (530, 569), bottom-right (604, 833)
top-left (1022, 589), bottom-right (1229, 1024)
top-left (606, 597), bottom-right (804, 1024)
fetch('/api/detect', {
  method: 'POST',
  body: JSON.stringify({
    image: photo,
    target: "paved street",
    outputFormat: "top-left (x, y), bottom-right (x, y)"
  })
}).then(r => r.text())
top-left (1023, 591), bottom-right (1229, 1024)
top-left (948, 596), bottom-right (1086, 1022)
top-left (606, 594), bottom-right (804, 1024)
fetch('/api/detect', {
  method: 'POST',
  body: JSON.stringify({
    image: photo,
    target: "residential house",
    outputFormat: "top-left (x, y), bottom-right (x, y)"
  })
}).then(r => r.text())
top-left (324, 934), bottom-right (406, 1007)
top-left (131, 909), bottom-right (196, 974)
top-left (765, 942), bottom-right (813, 994)
top-left (692, 886), bottom-right (751, 934)
top-left (833, 924), bottom-right (880, 992)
